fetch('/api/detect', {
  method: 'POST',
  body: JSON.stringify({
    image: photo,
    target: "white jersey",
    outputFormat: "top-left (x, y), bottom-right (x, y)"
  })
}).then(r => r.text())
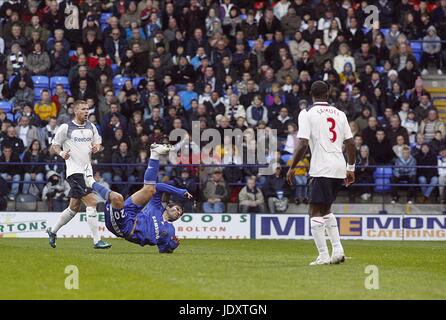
top-left (52, 120), bottom-right (101, 178)
top-left (297, 101), bottom-right (353, 179)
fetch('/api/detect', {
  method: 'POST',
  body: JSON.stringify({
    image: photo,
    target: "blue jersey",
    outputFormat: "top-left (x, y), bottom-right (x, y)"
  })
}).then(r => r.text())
top-left (104, 184), bottom-right (186, 253)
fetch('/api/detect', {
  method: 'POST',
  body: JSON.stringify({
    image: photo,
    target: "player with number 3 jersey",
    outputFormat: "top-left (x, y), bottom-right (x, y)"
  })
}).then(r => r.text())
top-left (287, 81), bottom-right (356, 266)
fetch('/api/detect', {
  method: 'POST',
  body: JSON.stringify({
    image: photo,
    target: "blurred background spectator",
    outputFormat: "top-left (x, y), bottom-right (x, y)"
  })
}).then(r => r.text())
top-left (238, 176), bottom-right (265, 213)
top-left (202, 168), bottom-right (229, 213)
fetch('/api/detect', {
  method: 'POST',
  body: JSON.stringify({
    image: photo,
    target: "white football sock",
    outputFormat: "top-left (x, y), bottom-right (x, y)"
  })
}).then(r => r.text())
top-left (52, 207), bottom-right (77, 233)
top-left (86, 206), bottom-right (100, 244)
top-left (310, 217), bottom-right (329, 259)
top-left (323, 213), bottom-right (344, 255)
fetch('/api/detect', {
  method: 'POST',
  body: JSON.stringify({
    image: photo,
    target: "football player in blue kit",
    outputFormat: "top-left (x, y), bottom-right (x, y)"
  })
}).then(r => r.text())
top-left (84, 144), bottom-right (193, 253)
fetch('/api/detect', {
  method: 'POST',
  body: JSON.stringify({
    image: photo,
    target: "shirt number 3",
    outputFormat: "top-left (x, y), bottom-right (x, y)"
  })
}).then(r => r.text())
top-left (327, 118), bottom-right (337, 143)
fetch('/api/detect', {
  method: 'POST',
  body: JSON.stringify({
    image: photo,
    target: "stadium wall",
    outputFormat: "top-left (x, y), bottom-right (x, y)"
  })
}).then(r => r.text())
top-left (1, 213), bottom-right (445, 241)
top-left (0, 212), bottom-right (446, 241)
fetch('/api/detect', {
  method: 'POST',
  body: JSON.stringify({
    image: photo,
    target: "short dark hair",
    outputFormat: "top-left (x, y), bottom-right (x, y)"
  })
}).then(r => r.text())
top-left (167, 201), bottom-right (184, 214)
top-left (310, 81), bottom-right (328, 100)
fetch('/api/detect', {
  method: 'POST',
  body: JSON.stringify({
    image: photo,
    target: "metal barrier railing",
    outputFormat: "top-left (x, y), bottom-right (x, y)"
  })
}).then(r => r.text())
top-left (2, 162), bottom-right (445, 214)
top-left (1, 163), bottom-right (443, 188)
top-left (1, 162), bottom-right (445, 168)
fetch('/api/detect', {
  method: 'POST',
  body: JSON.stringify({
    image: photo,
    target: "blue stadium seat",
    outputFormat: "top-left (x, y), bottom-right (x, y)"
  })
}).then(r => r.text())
top-left (380, 28), bottom-right (390, 37)
top-left (280, 154), bottom-right (292, 164)
top-left (8, 75), bottom-right (15, 88)
top-left (374, 178), bottom-right (391, 192)
top-left (34, 88), bottom-right (43, 100)
top-left (405, 91), bottom-right (412, 100)
top-left (375, 66), bottom-right (385, 73)
top-left (264, 40), bottom-right (272, 47)
top-left (68, 50), bottom-right (76, 57)
top-left (410, 41), bottom-right (422, 52)
top-left (374, 166), bottom-right (393, 193)
top-left (413, 52), bottom-right (422, 63)
top-left (100, 13), bottom-right (112, 32)
top-left (0, 101), bottom-right (12, 113)
top-left (32, 75), bottom-right (49, 89)
top-left (132, 77), bottom-right (144, 88)
top-left (100, 13), bottom-right (113, 25)
top-left (111, 64), bottom-right (119, 76)
top-left (113, 75), bottom-right (130, 90)
top-left (46, 37), bottom-right (54, 46)
top-left (6, 112), bottom-right (14, 121)
top-left (248, 40), bottom-right (255, 49)
top-left (374, 166), bottom-right (393, 179)
top-left (50, 76), bottom-right (70, 90)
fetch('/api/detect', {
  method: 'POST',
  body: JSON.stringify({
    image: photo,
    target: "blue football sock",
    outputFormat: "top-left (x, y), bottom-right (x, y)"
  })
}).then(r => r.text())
top-left (144, 158), bottom-right (159, 184)
top-left (92, 182), bottom-right (111, 200)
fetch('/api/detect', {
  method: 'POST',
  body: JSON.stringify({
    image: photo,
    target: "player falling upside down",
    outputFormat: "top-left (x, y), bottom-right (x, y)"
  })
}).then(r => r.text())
top-left (287, 81), bottom-right (356, 266)
top-left (84, 144), bottom-right (193, 253)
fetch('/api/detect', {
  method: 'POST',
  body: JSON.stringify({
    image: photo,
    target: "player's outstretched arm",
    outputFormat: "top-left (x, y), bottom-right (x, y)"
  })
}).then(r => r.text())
top-left (287, 138), bottom-right (309, 185)
top-left (155, 183), bottom-right (192, 199)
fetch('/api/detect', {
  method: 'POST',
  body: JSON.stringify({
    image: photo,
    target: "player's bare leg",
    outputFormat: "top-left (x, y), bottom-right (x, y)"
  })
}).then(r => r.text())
top-left (46, 198), bottom-right (81, 248)
top-left (131, 185), bottom-right (156, 206)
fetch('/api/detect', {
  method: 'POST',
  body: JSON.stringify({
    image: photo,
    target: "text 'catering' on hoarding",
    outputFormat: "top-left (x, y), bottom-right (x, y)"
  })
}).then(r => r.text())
top-left (255, 214), bottom-right (446, 241)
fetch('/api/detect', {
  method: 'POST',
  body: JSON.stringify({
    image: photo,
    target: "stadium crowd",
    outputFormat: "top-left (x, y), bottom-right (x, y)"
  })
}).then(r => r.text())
top-left (1, 0), bottom-right (446, 212)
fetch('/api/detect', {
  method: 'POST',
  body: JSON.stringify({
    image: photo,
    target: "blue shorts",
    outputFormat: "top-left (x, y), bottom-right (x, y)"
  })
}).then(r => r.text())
top-left (104, 197), bottom-right (143, 238)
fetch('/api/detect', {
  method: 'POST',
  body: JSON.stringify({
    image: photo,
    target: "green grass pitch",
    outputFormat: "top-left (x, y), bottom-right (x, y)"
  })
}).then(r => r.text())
top-left (0, 238), bottom-right (445, 299)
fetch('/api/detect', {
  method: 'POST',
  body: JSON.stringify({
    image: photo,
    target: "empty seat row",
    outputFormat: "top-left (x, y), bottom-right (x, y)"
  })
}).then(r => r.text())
top-left (31, 76), bottom-right (70, 90)
top-left (112, 75), bottom-right (144, 90)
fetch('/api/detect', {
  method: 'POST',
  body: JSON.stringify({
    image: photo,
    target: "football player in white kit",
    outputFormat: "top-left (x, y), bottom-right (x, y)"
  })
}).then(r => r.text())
top-left (46, 100), bottom-right (112, 249)
top-left (287, 81), bottom-right (356, 265)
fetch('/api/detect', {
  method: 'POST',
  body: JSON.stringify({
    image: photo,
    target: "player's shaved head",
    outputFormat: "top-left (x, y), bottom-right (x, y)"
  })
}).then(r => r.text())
top-left (311, 81), bottom-right (329, 101)
top-left (73, 100), bottom-right (87, 110)
top-left (73, 100), bottom-right (89, 123)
